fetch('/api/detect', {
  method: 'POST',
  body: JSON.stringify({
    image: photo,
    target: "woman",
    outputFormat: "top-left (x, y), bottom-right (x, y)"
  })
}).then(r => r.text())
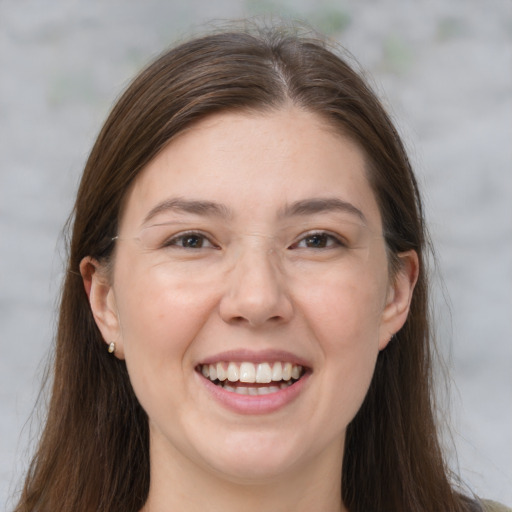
top-left (13, 24), bottom-right (509, 512)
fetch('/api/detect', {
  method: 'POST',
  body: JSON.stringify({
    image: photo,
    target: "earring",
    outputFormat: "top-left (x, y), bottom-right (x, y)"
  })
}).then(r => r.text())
top-left (108, 342), bottom-right (115, 354)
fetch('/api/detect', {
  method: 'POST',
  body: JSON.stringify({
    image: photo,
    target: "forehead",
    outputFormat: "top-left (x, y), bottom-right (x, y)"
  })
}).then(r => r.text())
top-left (119, 108), bottom-right (382, 231)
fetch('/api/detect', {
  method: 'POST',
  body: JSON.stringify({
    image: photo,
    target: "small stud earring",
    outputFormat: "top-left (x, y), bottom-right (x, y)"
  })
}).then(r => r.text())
top-left (108, 342), bottom-right (115, 354)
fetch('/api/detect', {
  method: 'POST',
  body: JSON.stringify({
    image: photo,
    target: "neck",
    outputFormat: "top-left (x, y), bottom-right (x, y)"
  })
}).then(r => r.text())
top-left (141, 436), bottom-right (347, 512)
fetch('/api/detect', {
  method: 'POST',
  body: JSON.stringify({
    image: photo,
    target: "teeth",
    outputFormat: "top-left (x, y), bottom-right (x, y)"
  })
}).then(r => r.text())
top-left (216, 362), bottom-right (227, 381)
top-left (213, 378), bottom-right (295, 395)
top-left (258, 386), bottom-right (280, 395)
top-left (256, 363), bottom-right (272, 383)
top-left (236, 362), bottom-right (281, 384)
top-left (291, 364), bottom-right (301, 380)
top-left (271, 362), bottom-right (282, 381)
top-left (200, 361), bottom-right (303, 396)
top-left (227, 362), bottom-right (240, 382)
top-left (200, 361), bottom-right (304, 385)
top-left (239, 362), bottom-right (256, 383)
top-left (227, 384), bottom-right (284, 395)
top-left (282, 362), bottom-right (292, 381)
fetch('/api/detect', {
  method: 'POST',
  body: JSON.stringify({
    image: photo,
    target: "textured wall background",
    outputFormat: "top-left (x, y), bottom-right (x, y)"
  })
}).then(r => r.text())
top-left (1, 0), bottom-right (511, 508)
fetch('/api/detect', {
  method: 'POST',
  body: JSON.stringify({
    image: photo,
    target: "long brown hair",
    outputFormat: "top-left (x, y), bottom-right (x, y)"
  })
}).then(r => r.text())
top-left (14, 23), bottom-right (479, 512)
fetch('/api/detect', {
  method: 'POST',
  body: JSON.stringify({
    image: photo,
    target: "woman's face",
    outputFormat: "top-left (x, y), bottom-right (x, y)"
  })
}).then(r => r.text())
top-left (86, 108), bottom-right (416, 484)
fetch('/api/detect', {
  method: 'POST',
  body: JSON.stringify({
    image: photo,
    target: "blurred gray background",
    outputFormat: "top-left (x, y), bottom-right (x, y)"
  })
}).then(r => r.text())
top-left (1, 0), bottom-right (511, 509)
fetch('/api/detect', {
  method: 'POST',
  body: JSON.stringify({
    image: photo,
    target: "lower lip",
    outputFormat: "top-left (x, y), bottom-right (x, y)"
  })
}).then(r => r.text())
top-left (197, 372), bottom-right (310, 415)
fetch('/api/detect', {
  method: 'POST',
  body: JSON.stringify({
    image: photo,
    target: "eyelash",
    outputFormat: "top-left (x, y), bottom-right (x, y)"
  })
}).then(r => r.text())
top-left (161, 230), bottom-right (346, 250)
top-left (289, 231), bottom-right (347, 250)
top-left (162, 231), bottom-right (219, 250)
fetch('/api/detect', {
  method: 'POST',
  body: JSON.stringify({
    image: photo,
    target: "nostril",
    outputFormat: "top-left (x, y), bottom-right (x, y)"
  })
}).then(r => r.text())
top-left (218, 267), bottom-right (294, 326)
top-left (226, 315), bottom-right (286, 328)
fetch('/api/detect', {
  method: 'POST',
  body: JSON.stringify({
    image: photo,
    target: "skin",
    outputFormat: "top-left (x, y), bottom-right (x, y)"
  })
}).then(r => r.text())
top-left (81, 107), bottom-right (418, 512)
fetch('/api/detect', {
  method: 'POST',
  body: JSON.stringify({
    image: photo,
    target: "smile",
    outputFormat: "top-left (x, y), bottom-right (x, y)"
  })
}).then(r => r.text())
top-left (197, 361), bottom-right (305, 396)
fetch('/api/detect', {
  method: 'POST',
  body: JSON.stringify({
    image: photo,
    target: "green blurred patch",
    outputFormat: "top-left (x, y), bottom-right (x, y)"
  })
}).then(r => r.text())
top-left (311, 8), bottom-right (351, 36)
top-left (381, 33), bottom-right (414, 75)
top-left (243, 0), bottom-right (351, 36)
top-left (46, 73), bottom-right (97, 108)
top-left (436, 17), bottom-right (466, 41)
top-left (245, 0), bottom-right (297, 17)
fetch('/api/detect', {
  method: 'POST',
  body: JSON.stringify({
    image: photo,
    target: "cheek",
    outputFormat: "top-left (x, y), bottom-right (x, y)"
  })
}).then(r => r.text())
top-left (112, 266), bottom-right (220, 421)
top-left (296, 262), bottom-right (388, 346)
top-left (113, 260), bottom-right (218, 362)
top-left (311, 275), bottom-right (383, 380)
top-left (293, 264), bottom-right (387, 419)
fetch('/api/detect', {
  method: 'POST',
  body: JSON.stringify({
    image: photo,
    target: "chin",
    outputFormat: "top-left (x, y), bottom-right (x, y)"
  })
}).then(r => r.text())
top-left (198, 431), bottom-right (305, 483)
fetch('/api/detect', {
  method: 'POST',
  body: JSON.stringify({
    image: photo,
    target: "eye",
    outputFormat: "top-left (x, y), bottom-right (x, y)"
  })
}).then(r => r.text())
top-left (290, 231), bottom-right (345, 250)
top-left (163, 232), bottom-right (218, 249)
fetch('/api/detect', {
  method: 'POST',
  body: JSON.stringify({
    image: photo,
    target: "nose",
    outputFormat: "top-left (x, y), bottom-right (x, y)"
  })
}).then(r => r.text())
top-left (219, 246), bottom-right (294, 327)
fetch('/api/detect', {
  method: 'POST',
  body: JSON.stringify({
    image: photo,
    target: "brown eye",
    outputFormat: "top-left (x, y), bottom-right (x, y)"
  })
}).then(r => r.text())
top-left (181, 234), bottom-right (205, 248)
top-left (291, 232), bottom-right (344, 250)
top-left (303, 234), bottom-right (329, 248)
top-left (164, 232), bottom-right (216, 249)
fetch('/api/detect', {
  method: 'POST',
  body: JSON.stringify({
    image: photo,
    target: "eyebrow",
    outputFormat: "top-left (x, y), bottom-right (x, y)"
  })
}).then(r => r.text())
top-left (280, 198), bottom-right (367, 224)
top-left (142, 197), bottom-right (231, 226)
top-left (141, 196), bottom-right (366, 226)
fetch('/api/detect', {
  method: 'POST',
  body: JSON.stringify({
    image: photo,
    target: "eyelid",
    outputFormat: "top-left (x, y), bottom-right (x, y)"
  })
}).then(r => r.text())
top-left (162, 230), bottom-right (220, 249)
top-left (288, 230), bottom-right (348, 249)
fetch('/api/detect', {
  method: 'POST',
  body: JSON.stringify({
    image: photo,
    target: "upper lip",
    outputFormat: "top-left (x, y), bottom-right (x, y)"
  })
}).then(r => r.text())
top-left (197, 349), bottom-right (311, 368)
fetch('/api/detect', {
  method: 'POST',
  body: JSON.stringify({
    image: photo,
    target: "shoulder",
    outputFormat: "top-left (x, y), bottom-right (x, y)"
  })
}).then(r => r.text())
top-left (480, 499), bottom-right (512, 512)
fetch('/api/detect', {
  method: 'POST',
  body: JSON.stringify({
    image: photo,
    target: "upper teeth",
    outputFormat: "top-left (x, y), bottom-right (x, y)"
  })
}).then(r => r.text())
top-left (200, 361), bottom-right (303, 383)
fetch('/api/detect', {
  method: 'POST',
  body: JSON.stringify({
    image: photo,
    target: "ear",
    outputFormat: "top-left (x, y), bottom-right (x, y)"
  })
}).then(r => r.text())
top-left (80, 256), bottom-right (125, 359)
top-left (378, 250), bottom-right (419, 350)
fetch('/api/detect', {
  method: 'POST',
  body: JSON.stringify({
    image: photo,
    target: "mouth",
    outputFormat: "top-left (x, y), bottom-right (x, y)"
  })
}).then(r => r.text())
top-left (196, 361), bottom-right (307, 396)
